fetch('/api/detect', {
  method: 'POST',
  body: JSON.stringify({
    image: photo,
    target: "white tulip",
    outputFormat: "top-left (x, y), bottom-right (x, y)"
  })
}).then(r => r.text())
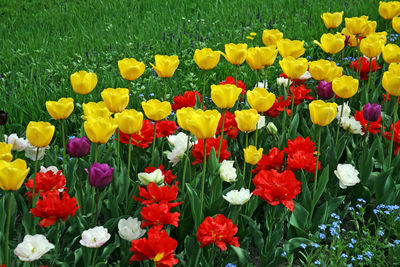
top-left (80, 226), bottom-right (111, 248)
top-left (118, 217), bottom-right (146, 241)
top-left (4, 133), bottom-right (28, 151)
top-left (138, 169), bottom-right (164, 186)
top-left (334, 164), bottom-right (360, 189)
top-left (24, 142), bottom-right (49, 161)
top-left (219, 160), bottom-right (237, 183)
top-left (14, 234), bottom-right (54, 262)
top-left (223, 188), bottom-right (252, 205)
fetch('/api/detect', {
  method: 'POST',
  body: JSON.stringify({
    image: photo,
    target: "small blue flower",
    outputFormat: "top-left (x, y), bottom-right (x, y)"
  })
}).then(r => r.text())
top-left (357, 198), bottom-right (366, 204)
top-left (149, 93), bottom-right (155, 97)
top-left (348, 207), bottom-right (354, 211)
top-left (394, 240), bottom-right (400, 245)
top-left (378, 230), bottom-right (384, 237)
top-left (330, 246), bottom-right (336, 251)
top-left (68, 136), bottom-right (76, 139)
top-left (356, 204), bottom-right (362, 209)
top-left (373, 209), bottom-right (379, 214)
top-left (226, 264), bottom-right (236, 267)
top-left (281, 252), bottom-right (287, 257)
top-left (300, 243), bottom-right (307, 249)
top-left (312, 243), bottom-right (319, 248)
top-left (319, 233), bottom-right (326, 239)
top-left (384, 210), bottom-right (390, 215)
top-left (314, 260), bottom-right (321, 265)
top-left (351, 238), bottom-right (356, 244)
top-left (139, 94), bottom-right (144, 98)
top-left (390, 243), bottom-right (395, 247)
top-left (347, 264), bottom-right (353, 267)
top-left (348, 243), bottom-right (354, 248)
top-left (351, 256), bottom-right (355, 261)
top-left (377, 204), bottom-right (385, 209)
top-left (357, 255), bottom-right (363, 261)
top-left (341, 253), bottom-right (348, 258)
top-left (318, 224), bottom-right (327, 231)
top-left (364, 251), bottom-right (373, 259)
top-left (330, 213), bottom-right (340, 220)
top-left (396, 216), bottom-right (399, 221)
top-left (307, 56), bottom-right (311, 60)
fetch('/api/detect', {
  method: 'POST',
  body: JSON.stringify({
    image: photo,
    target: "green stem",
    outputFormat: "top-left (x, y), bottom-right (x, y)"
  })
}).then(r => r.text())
top-left (335, 100), bottom-right (344, 145)
top-left (94, 188), bottom-right (100, 226)
top-left (289, 83), bottom-right (295, 126)
top-left (242, 133), bottom-right (248, 183)
top-left (248, 165), bottom-right (254, 189)
top-left (5, 191), bottom-right (12, 266)
top-left (77, 158), bottom-right (84, 215)
top-left (256, 69), bottom-right (259, 84)
top-left (365, 60), bottom-right (373, 102)
top-left (61, 119), bottom-right (66, 168)
top-left (388, 96), bottom-right (399, 168)
top-left (235, 65), bottom-right (239, 86)
top-left (255, 124), bottom-right (259, 148)
top-left (309, 126), bottom-right (322, 226)
top-left (94, 143), bottom-right (99, 163)
top-left (126, 135), bottom-right (132, 209)
top-left (202, 70), bottom-right (207, 99)
top-left (217, 111), bottom-right (226, 161)
top-left (200, 138), bottom-right (207, 222)
top-left (91, 248), bottom-right (98, 267)
top-left (32, 147), bottom-right (40, 208)
top-left (163, 78), bottom-right (168, 101)
top-left (364, 122), bottom-right (370, 145)
top-left (91, 187), bottom-right (96, 226)
top-left (0, 126), bottom-right (3, 142)
top-left (117, 130), bottom-right (120, 170)
top-left (151, 121), bottom-right (157, 166)
top-left (264, 67), bottom-right (268, 89)
top-left (181, 133), bottom-right (191, 196)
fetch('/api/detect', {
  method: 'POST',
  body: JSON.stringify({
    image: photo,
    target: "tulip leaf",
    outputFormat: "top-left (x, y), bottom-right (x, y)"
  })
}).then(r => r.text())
top-left (288, 113), bottom-right (299, 139)
top-left (289, 202), bottom-right (309, 233)
top-left (241, 214), bottom-right (265, 252)
top-left (283, 237), bottom-right (313, 252)
top-left (185, 183), bottom-right (202, 227)
top-left (312, 165), bottom-right (329, 209)
top-left (374, 170), bottom-right (395, 203)
top-left (312, 196), bottom-right (345, 227)
top-left (231, 245), bottom-right (249, 265)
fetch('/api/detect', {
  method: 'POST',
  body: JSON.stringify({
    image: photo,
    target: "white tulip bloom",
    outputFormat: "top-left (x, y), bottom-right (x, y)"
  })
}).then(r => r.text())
top-left (219, 160), bottom-right (237, 183)
top-left (334, 164), bottom-right (360, 189)
top-left (118, 217), bottom-right (146, 241)
top-left (80, 226), bottom-right (111, 248)
top-left (138, 169), bottom-right (164, 186)
top-left (4, 133), bottom-right (28, 151)
top-left (14, 234), bottom-right (54, 262)
top-left (223, 188), bottom-right (252, 205)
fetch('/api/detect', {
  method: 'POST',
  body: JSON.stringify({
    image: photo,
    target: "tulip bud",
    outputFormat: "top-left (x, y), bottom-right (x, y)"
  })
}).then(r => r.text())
top-left (309, 100), bottom-right (338, 126)
top-left (316, 81), bottom-right (334, 100)
top-left (234, 109), bottom-right (260, 132)
top-left (138, 169), bottom-right (164, 186)
top-left (0, 110), bottom-right (8, 125)
top-left (26, 121), bottom-right (55, 148)
top-left (70, 71), bottom-right (98, 95)
top-left (243, 145), bottom-right (263, 165)
top-left (141, 99), bottom-right (171, 121)
top-left (89, 162), bottom-right (113, 188)
top-left (118, 58), bottom-right (145, 81)
top-left (67, 137), bottom-right (91, 158)
top-left (363, 103), bottom-right (381, 122)
top-left (150, 55), bottom-right (179, 78)
top-left (0, 142), bottom-right (13, 161)
top-left (266, 122), bottom-right (278, 135)
top-left (0, 159), bottom-right (30, 191)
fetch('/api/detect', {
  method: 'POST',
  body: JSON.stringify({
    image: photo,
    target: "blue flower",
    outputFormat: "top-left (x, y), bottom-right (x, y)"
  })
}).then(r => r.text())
top-left (378, 230), bottom-right (384, 237)
top-left (357, 255), bottom-right (363, 261)
top-left (318, 224), bottom-right (327, 231)
top-left (319, 233), bottom-right (326, 239)
top-left (347, 264), bottom-right (353, 267)
top-left (312, 243), bottom-right (320, 248)
top-left (357, 198), bottom-right (366, 204)
top-left (300, 243), bottom-right (307, 249)
top-left (341, 253), bottom-right (348, 258)
top-left (390, 243), bottom-right (395, 247)
top-left (281, 252), bottom-right (287, 257)
top-left (351, 256), bottom-right (355, 262)
top-left (356, 204), bottom-right (362, 209)
top-left (149, 93), bottom-right (155, 97)
top-left (139, 94), bottom-right (144, 98)
top-left (348, 243), bottom-right (354, 248)
top-left (330, 213), bottom-right (340, 220)
top-left (330, 246), bottom-right (336, 250)
top-left (348, 207), bottom-right (354, 211)
top-left (364, 251), bottom-right (373, 259)
top-left (226, 264), bottom-right (236, 267)
top-left (373, 209), bottom-right (379, 214)
top-left (314, 260), bottom-right (321, 265)
top-left (394, 240), bottom-right (400, 245)
top-left (384, 210), bottom-right (390, 215)
top-left (351, 238), bottom-right (356, 244)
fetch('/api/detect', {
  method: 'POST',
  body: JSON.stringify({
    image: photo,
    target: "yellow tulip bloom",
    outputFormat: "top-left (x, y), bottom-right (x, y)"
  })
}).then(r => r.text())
top-left (185, 109), bottom-right (221, 139)
top-left (383, 70), bottom-right (400, 96)
top-left (82, 102), bottom-right (112, 120)
top-left (0, 159), bottom-right (30, 191)
top-left (26, 121), bottom-right (55, 148)
top-left (243, 145), bottom-right (263, 165)
top-left (0, 142), bottom-right (13, 162)
top-left (332, 76), bottom-right (359, 99)
top-left (211, 84), bottom-right (242, 109)
top-left (234, 109), bottom-right (260, 132)
top-left (321, 11), bottom-right (344, 29)
top-left (118, 58), bottom-right (145, 81)
top-left (360, 37), bottom-right (384, 58)
top-left (150, 55), bottom-right (179, 78)
top-left (193, 48), bottom-right (220, 70)
top-left (246, 47), bottom-right (265, 70)
top-left (260, 46), bottom-right (278, 66)
top-left (379, 1), bottom-right (400, 20)
top-left (176, 107), bottom-right (195, 131)
top-left (389, 63), bottom-right (400, 74)
top-left (279, 56), bottom-right (308, 79)
top-left (393, 17), bottom-right (400, 34)
top-left (70, 71), bottom-right (97, 95)
top-left (45, 97), bottom-right (74, 120)
top-left (221, 43), bottom-right (248, 65)
top-left (246, 87), bottom-right (276, 112)
top-left (115, 109), bottom-right (143, 134)
top-left (341, 28), bottom-right (358, 47)
top-left (314, 33), bottom-right (345, 54)
top-left (345, 16), bottom-right (369, 36)
top-left (359, 21), bottom-right (377, 37)
top-left (277, 39), bottom-right (305, 58)
top-left (101, 88), bottom-right (130, 113)
top-left (84, 117), bottom-right (117, 144)
top-left (262, 29), bottom-right (283, 46)
top-left (309, 100), bottom-right (338, 126)
top-left (141, 99), bottom-right (171, 121)
top-left (309, 60), bottom-right (343, 82)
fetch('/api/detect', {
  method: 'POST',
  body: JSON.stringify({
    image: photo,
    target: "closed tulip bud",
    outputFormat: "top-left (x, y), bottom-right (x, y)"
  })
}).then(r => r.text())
top-left (70, 71), bottom-right (97, 95)
top-left (379, 1), bottom-right (400, 20)
top-left (82, 102), bottom-right (112, 120)
top-left (141, 99), bottom-right (171, 121)
top-left (309, 100), bottom-right (338, 126)
top-left (176, 107), bottom-right (195, 131)
top-left (382, 44), bottom-right (400, 64)
top-left (360, 37), bottom-right (384, 58)
top-left (115, 109), bottom-right (143, 134)
top-left (0, 159), bottom-right (30, 191)
top-left (234, 109), bottom-right (260, 132)
top-left (84, 117), bottom-right (117, 144)
top-left (247, 87), bottom-right (276, 112)
top-left (89, 162), bottom-right (113, 188)
top-left (260, 46), bottom-right (278, 66)
top-left (382, 70), bottom-right (400, 96)
top-left (243, 145), bottom-right (263, 165)
top-left (314, 33), bottom-right (346, 54)
top-left (0, 110), bottom-right (8, 125)
top-left (150, 55), bottom-right (179, 78)
top-left (101, 88), bottom-right (130, 113)
top-left (262, 29), bottom-right (283, 46)
top-left (26, 121), bottom-right (55, 148)
top-left (67, 136), bottom-right (91, 158)
top-left (118, 58), bottom-right (145, 81)
top-left (185, 109), bottom-right (221, 139)
top-left (393, 17), bottom-right (400, 34)
top-left (221, 43), bottom-right (248, 65)
top-left (332, 75), bottom-right (359, 99)
top-left (277, 39), bottom-right (305, 58)
top-left (341, 28), bottom-right (358, 47)
top-left (345, 16), bottom-right (369, 36)
top-left (316, 81), bottom-right (334, 100)
top-left (0, 142), bottom-right (13, 161)
top-left (321, 11), bottom-right (344, 29)
top-left (138, 169), bottom-right (164, 186)
top-left (45, 98), bottom-right (74, 120)
top-left (309, 60), bottom-right (343, 82)
top-left (363, 103), bottom-right (381, 122)
top-left (359, 21), bottom-right (377, 37)
top-left (266, 122), bottom-right (278, 135)
top-left (279, 56), bottom-right (308, 79)
top-left (211, 84), bottom-right (242, 109)
top-left (246, 47), bottom-right (265, 70)
top-left (193, 48), bottom-right (220, 70)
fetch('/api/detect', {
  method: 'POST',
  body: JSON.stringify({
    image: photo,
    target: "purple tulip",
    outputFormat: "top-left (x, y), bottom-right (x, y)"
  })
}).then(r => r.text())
top-left (67, 136), bottom-right (91, 158)
top-left (316, 81), bottom-right (334, 100)
top-left (363, 103), bottom-right (381, 122)
top-left (342, 34), bottom-right (350, 47)
top-left (89, 162), bottom-right (113, 188)
top-left (0, 110), bottom-right (7, 125)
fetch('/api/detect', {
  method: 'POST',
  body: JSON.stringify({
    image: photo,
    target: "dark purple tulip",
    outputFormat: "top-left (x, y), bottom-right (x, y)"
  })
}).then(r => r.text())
top-left (316, 81), bottom-right (334, 100)
top-left (342, 34), bottom-right (350, 47)
top-left (363, 103), bottom-right (381, 122)
top-left (0, 110), bottom-right (7, 125)
top-left (67, 136), bottom-right (91, 158)
top-left (89, 162), bottom-right (113, 188)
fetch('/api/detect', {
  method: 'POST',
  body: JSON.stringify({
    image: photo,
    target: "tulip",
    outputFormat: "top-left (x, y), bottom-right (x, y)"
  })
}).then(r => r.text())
top-left (321, 11), bottom-right (344, 29)
top-left (221, 43), bottom-right (248, 65)
top-left (234, 109), bottom-right (260, 132)
top-left (247, 87), bottom-right (276, 112)
top-left (359, 20), bottom-right (377, 37)
top-left (0, 143), bottom-right (13, 162)
top-left (277, 39), bottom-right (305, 58)
top-left (309, 100), bottom-right (338, 126)
top-left (101, 88), bottom-right (130, 113)
top-left (0, 110), bottom-right (8, 125)
top-left (70, 71), bottom-right (97, 95)
top-left (0, 159), bottom-right (30, 191)
top-left (382, 44), bottom-right (400, 64)
top-left (360, 37), bottom-right (385, 58)
top-left (316, 81), bottom-right (334, 100)
top-left (314, 33), bottom-right (345, 54)
top-left (260, 46), bottom-right (278, 66)
top-left (176, 107), bottom-right (195, 131)
top-left (118, 58), bottom-right (145, 81)
top-left (308, 60), bottom-right (343, 81)
top-left (379, 1), bottom-right (400, 20)
top-left (243, 145), bottom-right (263, 165)
top-left (279, 56), bottom-right (308, 79)
top-left (382, 70), bottom-right (400, 96)
top-left (138, 169), bottom-right (165, 186)
top-left (26, 121), bottom-right (55, 148)
top-left (89, 162), bottom-right (113, 188)
top-left (82, 101), bottom-right (112, 120)
top-left (389, 63), bottom-right (400, 73)
top-left (332, 75), bottom-right (359, 99)
top-left (84, 117), bottom-right (118, 144)
top-left (150, 55), bottom-right (179, 78)
top-left (363, 103), bottom-right (381, 122)
top-left (115, 109), bottom-right (143, 134)
top-left (45, 98), bottom-right (74, 120)
top-left (193, 48), bottom-right (220, 70)
top-left (67, 136), bottom-right (91, 158)
top-left (345, 16), bottom-right (369, 36)
top-left (341, 28), bottom-right (358, 47)
top-left (185, 109), bottom-right (221, 139)
top-left (262, 29), bottom-right (283, 46)
top-left (141, 99), bottom-right (171, 121)
top-left (393, 17), bottom-right (400, 34)
top-left (211, 84), bottom-right (242, 109)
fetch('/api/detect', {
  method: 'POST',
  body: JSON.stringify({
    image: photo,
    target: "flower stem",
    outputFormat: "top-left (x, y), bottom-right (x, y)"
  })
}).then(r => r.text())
top-left (264, 67), bottom-right (268, 89)
top-left (200, 138), bottom-right (207, 222)
top-left (5, 191), bottom-right (12, 266)
top-left (289, 83), bottom-right (295, 126)
top-left (388, 96), bottom-right (399, 169)
top-left (94, 188), bottom-right (100, 226)
top-left (126, 135), bottom-right (132, 212)
top-left (94, 143), bottom-right (98, 163)
top-left (117, 130), bottom-right (120, 170)
top-left (91, 187), bottom-right (96, 226)
top-left (181, 133), bottom-right (191, 196)
top-left (61, 119), bottom-right (66, 170)
top-left (335, 100), bottom-right (344, 145)
top-left (32, 147), bottom-right (40, 207)
top-left (202, 70), bottom-right (207, 99)
top-left (309, 126), bottom-right (322, 226)
top-left (151, 121), bottom-right (157, 166)
top-left (163, 78), bottom-right (168, 101)
top-left (217, 111), bottom-right (226, 161)
top-left (255, 124), bottom-right (259, 148)
top-left (242, 133), bottom-right (248, 183)
top-left (91, 248), bottom-right (98, 267)
top-left (256, 69), bottom-right (259, 84)
top-left (365, 60), bottom-right (373, 102)
top-left (235, 65), bottom-right (238, 86)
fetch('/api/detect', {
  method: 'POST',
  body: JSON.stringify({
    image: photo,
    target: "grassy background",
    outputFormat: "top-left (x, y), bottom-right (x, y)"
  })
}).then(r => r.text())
top-left (0, 0), bottom-right (381, 135)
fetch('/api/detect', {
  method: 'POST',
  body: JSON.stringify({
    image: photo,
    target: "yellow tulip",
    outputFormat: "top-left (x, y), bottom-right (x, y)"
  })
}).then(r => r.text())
top-left (309, 100), bottom-right (338, 126)
top-left (101, 88), bottom-right (130, 113)
top-left (360, 37), bottom-right (384, 58)
top-left (45, 97), bottom-right (74, 120)
top-left (70, 71), bottom-right (97, 95)
top-left (246, 47), bottom-right (265, 70)
top-left (345, 16), bottom-right (369, 35)
top-left (221, 43), bottom-right (248, 65)
top-left (341, 28), bottom-right (358, 47)
top-left (211, 84), bottom-right (242, 109)
top-left (260, 46), bottom-right (278, 66)
top-left (185, 109), bottom-right (221, 139)
top-left (279, 56), bottom-right (308, 79)
top-left (141, 99), bottom-right (171, 121)
top-left (0, 143), bottom-right (13, 162)
top-left (379, 1), bottom-right (400, 19)
top-left (193, 48), bottom-right (220, 70)
top-left (321, 11), bottom-right (344, 29)
top-left (118, 58), bottom-right (145, 81)
top-left (115, 109), bottom-right (143, 134)
top-left (243, 145), bottom-right (263, 165)
top-left (234, 109), bottom-right (260, 132)
top-left (383, 70), bottom-right (400, 96)
top-left (314, 33), bottom-right (345, 54)
top-left (176, 107), bottom-right (195, 131)
top-left (366, 32), bottom-right (387, 44)
top-left (82, 102), bottom-right (112, 120)
top-left (0, 159), bottom-right (30, 191)
top-left (393, 17), bottom-right (400, 34)
top-left (150, 55), bottom-right (179, 78)
top-left (277, 39), bottom-right (305, 58)
top-left (262, 29), bottom-right (283, 46)
top-left (26, 121), bottom-right (55, 148)
top-left (84, 117), bottom-right (117, 144)
top-left (389, 63), bottom-right (400, 74)
top-left (309, 60), bottom-right (343, 82)
top-left (359, 20), bottom-right (377, 37)
top-left (332, 75), bottom-right (359, 99)
top-left (246, 87), bottom-right (276, 112)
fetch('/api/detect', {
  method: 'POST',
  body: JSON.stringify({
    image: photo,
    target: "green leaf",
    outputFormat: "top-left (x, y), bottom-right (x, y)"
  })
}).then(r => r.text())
top-left (283, 237), bottom-right (313, 252)
top-left (231, 245), bottom-right (249, 265)
top-left (185, 183), bottom-right (202, 227)
top-left (312, 166), bottom-right (329, 208)
top-left (241, 214), bottom-right (264, 252)
top-left (374, 170), bottom-right (395, 203)
top-left (289, 201), bottom-right (309, 231)
top-left (288, 113), bottom-right (299, 139)
top-left (312, 196), bottom-right (344, 227)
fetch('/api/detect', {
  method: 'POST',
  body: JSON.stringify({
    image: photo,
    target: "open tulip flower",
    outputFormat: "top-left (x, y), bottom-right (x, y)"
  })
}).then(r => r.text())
top-left (243, 145), bottom-right (263, 165)
top-left (332, 75), bottom-right (359, 99)
top-left (260, 46), bottom-right (278, 67)
top-left (383, 44), bottom-right (400, 64)
top-left (234, 109), bottom-right (260, 132)
top-left (26, 121), bottom-right (55, 148)
top-left (314, 33), bottom-right (345, 54)
top-left (84, 117), bottom-right (118, 144)
top-left (378, 1), bottom-right (400, 20)
top-left (341, 28), bottom-right (358, 47)
top-left (359, 20), bottom-right (377, 38)
top-left (309, 100), bottom-right (338, 126)
top-left (70, 70), bottom-right (98, 95)
top-left (176, 107), bottom-right (194, 131)
top-left (393, 17), bottom-right (400, 34)
top-left (321, 11), bottom-right (344, 29)
top-left (277, 39), bottom-right (305, 58)
top-left (150, 55), bottom-right (179, 78)
top-left (185, 109), bottom-right (221, 139)
top-left (142, 99), bottom-right (171, 121)
top-left (345, 16), bottom-right (369, 36)
top-left (360, 34), bottom-right (386, 58)
top-left (193, 48), bottom-right (220, 70)
top-left (0, 159), bottom-right (30, 191)
top-left (118, 58), bottom-right (145, 81)
top-left (0, 142), bottom-right (13, 162)
top-left (262, 29), bottom-right (283, 46)
top-left (383, 70), bottom-right (400, 96)
top-left (211, 84), bottom-right (242, 109)
top-left (309, 60), bottom-right (343, 82)
top-left (389, 62), bottom-right (400, 73)
top-left (45, 98), bottom-right (74, 120)
top-left (101, 88), bottom-right (130, 113)
top-left (82, 101), bottom-right (112, 120)
top-left (221, 43), bottom-right (248, 65)
top-left (247, 87), bottom-right (276, 112)
top-left (115, 109), bottom-right (143, 134)
top-left (279, 56), bottom-right (308, 80)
